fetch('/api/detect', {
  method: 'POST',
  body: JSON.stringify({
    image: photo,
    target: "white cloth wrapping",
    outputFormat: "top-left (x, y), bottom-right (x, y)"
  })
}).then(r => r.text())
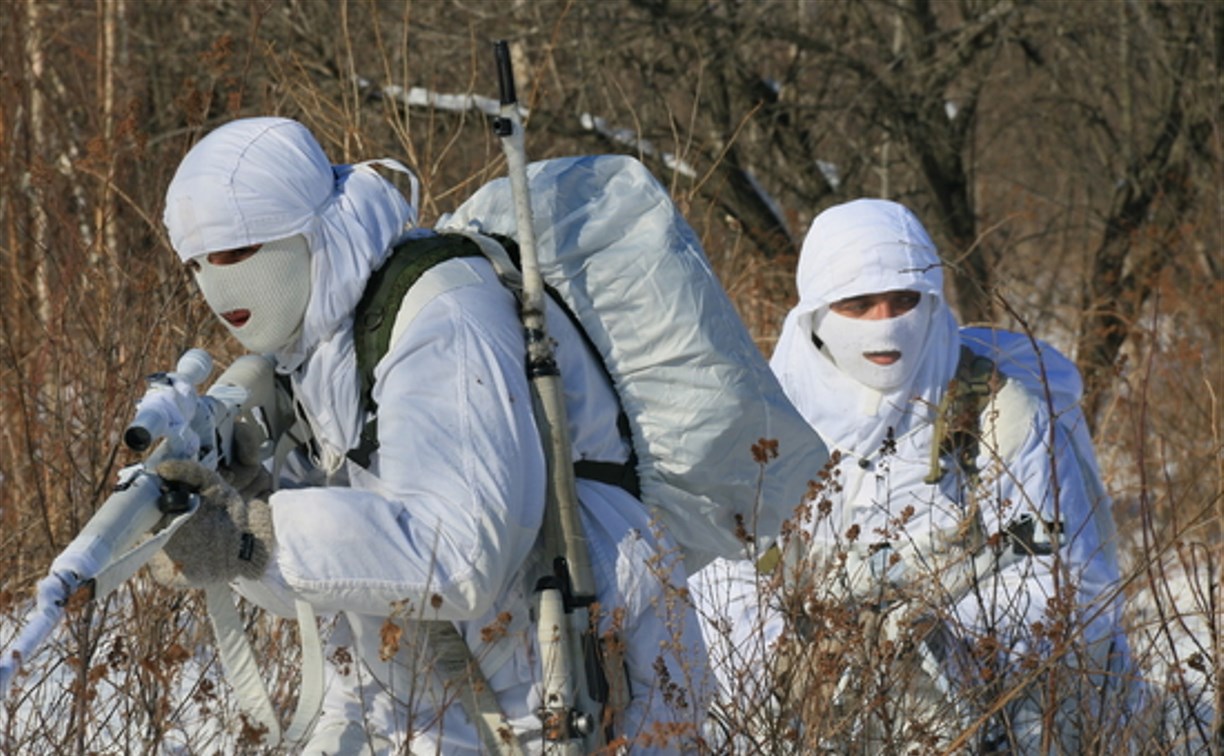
top-left (253, 258), bottom-right (709, 753)
top-left (164, 119), bottom-right (709, 752)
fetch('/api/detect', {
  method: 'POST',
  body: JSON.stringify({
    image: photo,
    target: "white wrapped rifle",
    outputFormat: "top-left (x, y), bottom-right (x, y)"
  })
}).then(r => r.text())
top-left (0, 349), bottom-right (292, 714)
top-left (493, 40), bottom-right (616, 753)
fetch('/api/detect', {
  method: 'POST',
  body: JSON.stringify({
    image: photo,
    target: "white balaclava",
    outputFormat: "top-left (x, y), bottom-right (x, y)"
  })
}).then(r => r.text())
top-left (163, 117), bottom-right (418, 467)
top-left (812, 295), bottom-right (935, 392)
top-left (770, 198), bottom-right (960, 461)
top-left (192, 234), bottom-right (312, 353)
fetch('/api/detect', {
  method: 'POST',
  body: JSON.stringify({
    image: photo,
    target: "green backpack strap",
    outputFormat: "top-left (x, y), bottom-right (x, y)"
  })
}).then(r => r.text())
top-left (348, 233), bottom-right (483, 467)
top-left (925, 345), bottom-right (1003, 484)
top-left (347, 232), bottom-right (641, 498)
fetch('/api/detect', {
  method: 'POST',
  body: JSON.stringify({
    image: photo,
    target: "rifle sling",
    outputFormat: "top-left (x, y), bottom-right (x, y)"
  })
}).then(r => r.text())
top-left (926, 346), bottom-right (1002, 484)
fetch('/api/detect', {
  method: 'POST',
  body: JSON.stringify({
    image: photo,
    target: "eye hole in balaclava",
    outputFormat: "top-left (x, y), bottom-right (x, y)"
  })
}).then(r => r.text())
top-left (193, 235), bottom-right (312, 354)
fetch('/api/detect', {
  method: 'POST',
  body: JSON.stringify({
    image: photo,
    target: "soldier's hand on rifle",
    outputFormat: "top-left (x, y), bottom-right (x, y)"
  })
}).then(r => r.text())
top-left (221, 419), bottom-right (273, 500)
top-left (149, 459), bottom-right (275, 588)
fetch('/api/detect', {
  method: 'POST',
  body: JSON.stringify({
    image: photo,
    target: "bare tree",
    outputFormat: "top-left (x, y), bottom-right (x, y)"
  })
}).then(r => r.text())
top-left (1058, 1), bottom-right (1220, 427)
top-left (512, 0), bottom-right (1033, 323)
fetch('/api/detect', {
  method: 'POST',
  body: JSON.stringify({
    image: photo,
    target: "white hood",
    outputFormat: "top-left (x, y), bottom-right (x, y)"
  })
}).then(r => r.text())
top-left (770, 198), bottom-right (960, 458)
top-left (163, 117), bottom-right (418, 464)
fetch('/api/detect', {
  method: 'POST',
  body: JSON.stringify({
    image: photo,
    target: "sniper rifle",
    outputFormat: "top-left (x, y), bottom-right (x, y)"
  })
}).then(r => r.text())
top-left (0, 349), bottom-right (288, 702)
top-left (492, 40), bottom-right (624, 753)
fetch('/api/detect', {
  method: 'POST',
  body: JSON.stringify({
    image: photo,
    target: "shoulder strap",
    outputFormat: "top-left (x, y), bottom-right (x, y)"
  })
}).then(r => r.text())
top-left (205, 587), bottom-right (324, 748)
top-left (479, 233), bottom-right (641, 497)
top-left (348, 234), bottom-right (484, 466)
top-left (925, 345), bottom-right (1003, 484)
top-left (353, 234), bottom-right (484, 413)
top-left (348, 232), bottom-right (640, 496)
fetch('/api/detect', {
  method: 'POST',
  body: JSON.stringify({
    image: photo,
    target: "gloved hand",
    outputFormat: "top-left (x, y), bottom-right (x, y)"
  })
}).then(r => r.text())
top-left (149, 459), bottom-right (275, 588)
top-left (221, 419), bottom-right (273, 500)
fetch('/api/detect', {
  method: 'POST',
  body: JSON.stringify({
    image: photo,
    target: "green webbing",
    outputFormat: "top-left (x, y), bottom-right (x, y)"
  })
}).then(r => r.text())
top-left (346, 232), bottom-right (641, 499)
top-left (348, 234), bottom-right (482, 467)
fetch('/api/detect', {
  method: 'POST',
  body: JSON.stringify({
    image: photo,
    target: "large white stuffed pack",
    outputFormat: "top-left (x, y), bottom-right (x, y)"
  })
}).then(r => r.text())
top-left (440, 155), bottom-right (828, 571)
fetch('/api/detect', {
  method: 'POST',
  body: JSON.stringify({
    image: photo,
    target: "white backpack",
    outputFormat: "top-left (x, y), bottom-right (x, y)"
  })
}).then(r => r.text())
top-left (959, 326), bottom-right (1120, 571)
top-left (439, 155), bottom-right (828, 572)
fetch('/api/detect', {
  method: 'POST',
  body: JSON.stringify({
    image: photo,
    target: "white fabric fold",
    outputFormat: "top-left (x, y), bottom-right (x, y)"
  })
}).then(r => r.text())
top-left (771, 199), bottom-right (959, 533)
top-left (163, 118), bottom-right (417, 466)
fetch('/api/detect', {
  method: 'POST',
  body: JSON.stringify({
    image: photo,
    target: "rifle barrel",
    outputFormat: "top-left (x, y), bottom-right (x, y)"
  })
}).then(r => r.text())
top-left (494, 40), bottom-right (516, 106)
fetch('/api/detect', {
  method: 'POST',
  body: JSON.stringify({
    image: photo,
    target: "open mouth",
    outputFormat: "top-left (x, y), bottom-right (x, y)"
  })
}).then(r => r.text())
top-left (864, 350), bottom-right (901, 366)
top-left (222, 309), bottom-right (251, 328)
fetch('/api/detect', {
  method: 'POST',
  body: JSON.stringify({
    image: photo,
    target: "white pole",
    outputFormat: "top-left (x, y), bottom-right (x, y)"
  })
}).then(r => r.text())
top-left (493, 40), bottom-right (605, 753)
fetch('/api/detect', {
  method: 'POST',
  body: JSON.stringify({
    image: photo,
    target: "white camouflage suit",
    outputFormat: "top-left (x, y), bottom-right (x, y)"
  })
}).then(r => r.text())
top-left (162, 117), bottom-right (708, 754)
top-left (766, 199), bottom-right (1133, 750)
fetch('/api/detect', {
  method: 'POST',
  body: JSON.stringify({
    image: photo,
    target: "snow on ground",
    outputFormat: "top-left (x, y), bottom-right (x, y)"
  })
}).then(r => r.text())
top-left (1122, 551), bottom-right (1218, 754)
